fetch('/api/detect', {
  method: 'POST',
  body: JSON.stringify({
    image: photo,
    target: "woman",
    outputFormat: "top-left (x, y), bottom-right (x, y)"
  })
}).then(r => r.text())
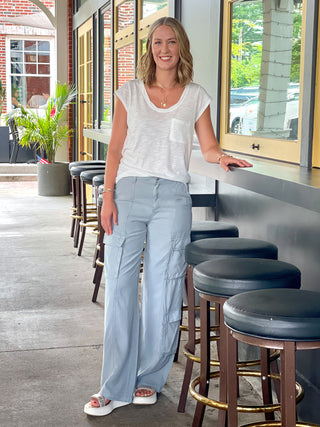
top-left (84, 16), bottom-right (252, 417)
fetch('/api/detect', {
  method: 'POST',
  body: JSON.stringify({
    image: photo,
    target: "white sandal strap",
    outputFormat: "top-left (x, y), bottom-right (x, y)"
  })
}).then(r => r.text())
top-left (91, 393), bottom-right (106, 407)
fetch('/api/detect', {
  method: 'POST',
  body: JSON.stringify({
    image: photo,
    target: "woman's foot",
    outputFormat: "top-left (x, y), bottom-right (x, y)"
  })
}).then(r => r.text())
top-left (84, 394), bottom-right (130, 416)
top-left (90, 396), bottom-right (110, 407)
top-left (132, 386), bottom-right (157, 405)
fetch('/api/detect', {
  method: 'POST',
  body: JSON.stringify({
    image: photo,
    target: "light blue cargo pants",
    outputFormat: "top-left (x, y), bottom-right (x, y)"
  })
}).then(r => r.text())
top-left (99, 177), bottom-right (192, 403)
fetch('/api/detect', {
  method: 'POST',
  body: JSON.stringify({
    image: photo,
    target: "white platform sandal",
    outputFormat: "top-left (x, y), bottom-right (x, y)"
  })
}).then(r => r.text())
top-left (132, 386), bottom-right (157, 405)
top-left (84, 394), bottom-right (130, 416)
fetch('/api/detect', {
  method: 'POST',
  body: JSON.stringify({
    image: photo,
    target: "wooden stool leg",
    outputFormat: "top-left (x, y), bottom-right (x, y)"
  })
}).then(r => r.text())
top-left (270, 355), bottom-right (281, 401)
top-left (227, 329), bottom-right (238, 427)
top-left (217, 304), bottom-right (227, 427)
top-left (74, 176), bottom-right (82, 248)
top-left (260, 348), bottom-right (275, 420)
top-left (70, 176), bottom-right (77, 238)
top-left (192, 297), bottom-right (210, 427)
top-left (178, 265), bottom-right (196, 412)
top-left (78, 180), bottom-right (87, 256)
top-left (281, 341), bottom-right (296, 427)
top-left (174, 303), bottom-right (183, 363)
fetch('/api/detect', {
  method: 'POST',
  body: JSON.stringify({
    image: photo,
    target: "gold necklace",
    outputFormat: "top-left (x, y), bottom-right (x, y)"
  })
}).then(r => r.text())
top-left (154, 81), bottom-right (177, 108)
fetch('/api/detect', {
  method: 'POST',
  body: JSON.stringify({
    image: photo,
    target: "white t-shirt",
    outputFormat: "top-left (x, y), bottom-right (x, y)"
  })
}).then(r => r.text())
top-left (115, 79), bottom-right (211, 184)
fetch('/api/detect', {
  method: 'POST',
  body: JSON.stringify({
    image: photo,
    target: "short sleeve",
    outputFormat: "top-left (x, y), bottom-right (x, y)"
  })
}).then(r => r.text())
top-left (115, 80), bottom-right (132, 111)
top-left (194, 85), bottom-right (212, 122)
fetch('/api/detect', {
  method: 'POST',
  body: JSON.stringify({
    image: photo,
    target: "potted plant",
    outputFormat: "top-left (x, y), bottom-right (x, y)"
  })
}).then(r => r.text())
top-left (6, 82), bottom-right (77, 196)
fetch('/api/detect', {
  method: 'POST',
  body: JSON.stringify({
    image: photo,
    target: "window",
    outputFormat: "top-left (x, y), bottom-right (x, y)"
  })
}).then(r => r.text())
top-left (8, 38), bottom-right (53, 111)
top-left (313, 7), bottom-right (320, 168)
top-left (142, 0), bottom-right (168, 19)
top-left (138, 1), bottom-right (168, 57)
top-left (103, 8), bottom-right (112, 123)
top-left (220, 0), bottom-right (305, 163)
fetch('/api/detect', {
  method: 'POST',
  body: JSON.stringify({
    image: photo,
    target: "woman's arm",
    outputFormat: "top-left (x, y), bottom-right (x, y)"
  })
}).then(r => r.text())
top-left (101, 97), bottom-right (127, 235)
top-left (195, 106), bottom-right (252, 172)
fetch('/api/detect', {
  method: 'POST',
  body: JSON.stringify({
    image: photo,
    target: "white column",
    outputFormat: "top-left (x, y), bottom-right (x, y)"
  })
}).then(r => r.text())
top-left (254, 0), bottom-right (294, 138)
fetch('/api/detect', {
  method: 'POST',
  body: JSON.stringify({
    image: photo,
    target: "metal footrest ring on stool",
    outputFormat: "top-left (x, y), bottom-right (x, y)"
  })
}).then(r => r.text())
top-left (190, 370), bottom-right (303, 414)
top-left (243, 423), bottom-right (319, 427)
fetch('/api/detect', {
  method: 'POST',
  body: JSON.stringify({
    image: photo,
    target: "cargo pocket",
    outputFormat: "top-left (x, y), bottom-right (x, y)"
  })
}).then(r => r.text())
top-left (103, 233), bottom-right (125, 279)
top-left (161, 309), bottom-right (182, 355)
top-left (167, 238), bottom-right (188, 280)
top-left (161, 238), bottom-right (188, 354)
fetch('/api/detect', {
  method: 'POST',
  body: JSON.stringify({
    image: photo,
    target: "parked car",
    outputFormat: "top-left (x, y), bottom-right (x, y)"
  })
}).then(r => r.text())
top-left (230, 87), bottom-right (259, 107)
top-left (229, 88), bottom-right (299, 140)
top-left (242, 92), bottom-right (299, 139)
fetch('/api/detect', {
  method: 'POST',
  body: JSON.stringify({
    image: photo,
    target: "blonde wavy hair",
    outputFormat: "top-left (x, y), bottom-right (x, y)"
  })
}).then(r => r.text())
top-left (136, 17), bottom-right (193, 87)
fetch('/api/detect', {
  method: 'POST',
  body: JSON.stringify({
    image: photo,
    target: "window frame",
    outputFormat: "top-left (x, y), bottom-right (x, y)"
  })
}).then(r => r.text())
top-left (219, 0), bottom-right (306, 164)
top-left (6, 35), bottom-right (55, 113)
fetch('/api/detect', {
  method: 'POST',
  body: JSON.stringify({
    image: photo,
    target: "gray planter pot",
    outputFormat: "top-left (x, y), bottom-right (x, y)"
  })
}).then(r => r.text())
top-left (37, 162), bottom-right (70, 196)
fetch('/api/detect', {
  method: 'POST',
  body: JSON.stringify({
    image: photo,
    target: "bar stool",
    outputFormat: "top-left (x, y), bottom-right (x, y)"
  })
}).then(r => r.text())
top-left (174, 222), bottom-right (239, 363)
top-left (178, 238), bottom-right (278, 413)
top-left (69, 163), bottom-right (105, 246)
top-left (224, 288), bottom-right (320, 427)
top-left (92, 175), bottom-right (105, 268)
top-left (77, 168), bottom-right (105, 256)
top-left (191, 258), bottom-right (301, 427)
top-left (92, 185), bottom-right (104, 302)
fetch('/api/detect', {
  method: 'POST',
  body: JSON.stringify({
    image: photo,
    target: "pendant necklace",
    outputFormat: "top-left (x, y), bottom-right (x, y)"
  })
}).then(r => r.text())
top-left (155, 81), bottom-right (177, 108)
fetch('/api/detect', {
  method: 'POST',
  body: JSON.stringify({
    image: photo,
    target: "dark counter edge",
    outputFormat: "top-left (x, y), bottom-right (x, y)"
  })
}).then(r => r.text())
top-left (189, 150), bottom-right (320, 214)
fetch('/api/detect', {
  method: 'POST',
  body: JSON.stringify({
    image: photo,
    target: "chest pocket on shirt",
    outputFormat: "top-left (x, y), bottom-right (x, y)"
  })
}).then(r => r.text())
top-left (169, 118), bottom-right (191, 143)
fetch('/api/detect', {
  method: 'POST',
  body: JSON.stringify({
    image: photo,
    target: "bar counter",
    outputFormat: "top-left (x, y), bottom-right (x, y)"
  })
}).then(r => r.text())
top-left (189, 150), bottom-right (320, 214)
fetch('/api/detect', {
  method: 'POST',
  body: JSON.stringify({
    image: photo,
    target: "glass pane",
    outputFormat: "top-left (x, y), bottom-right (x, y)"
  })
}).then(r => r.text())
top-left (24, 40), bottom-right (37, 51)
top-left (117, 44), bottom-right (135, 88)
top-left (27, 77), bottom-right (50, 108)
top-left (142, 0), bottom-right (168, 18)
top-left (10, 40), bottom-right (23, 51)
top-left (38, 53), bottom-right (50, 63)
top-left (25, 53), bottom-right (37, 62)
top-left (38, 41), bottom-right (50, 51)
top-left (38, 64), bottom-right (50, 74)
top-left (103, 9), bottom-right (112, 122)
top-left (229, 0), bottom-right (302, 141)
top-left (141, 38), bottom-right (147, 55)
top-left (117, 0), bottom-right (134, 31)
top-left (11, 52), bottom-right (23, 63)
top-left (11, 76), bottom-right (24, 108)
top-left (11, 63), bottom-right (23, 74)
top-left (26, 64), bottom-right (37, 74)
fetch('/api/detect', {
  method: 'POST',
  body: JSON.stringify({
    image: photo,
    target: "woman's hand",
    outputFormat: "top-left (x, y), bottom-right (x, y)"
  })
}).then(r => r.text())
top-left (101, 195), bottom-right (118, 236)
top-left (218, 154), bottom-right (253, 172)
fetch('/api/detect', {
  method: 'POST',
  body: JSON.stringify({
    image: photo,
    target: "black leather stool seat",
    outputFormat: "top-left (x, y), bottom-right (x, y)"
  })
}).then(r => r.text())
top-left (191, 221), bottom-right (238, 242)
top-left (194, 258), bottom-right (301, 298)
top-left (69, 160), bottom-right (105, 170)
top-left (92, 174), bottom-right (105, 187)
top-left (70, 164), bottom-right (105, 177)
top-left (80, 169), bottom-right (106, 183)
top-left (186, 237), bottom-right (278, 266)
top-left (224, 288), bottom-right (320, 341)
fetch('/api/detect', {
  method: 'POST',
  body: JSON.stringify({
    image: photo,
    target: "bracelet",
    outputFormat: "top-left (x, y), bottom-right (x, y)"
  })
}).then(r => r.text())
top-left (217, 153), bottom-right (232, 162)
top-left (103, 188), bottom-right (114, 193)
